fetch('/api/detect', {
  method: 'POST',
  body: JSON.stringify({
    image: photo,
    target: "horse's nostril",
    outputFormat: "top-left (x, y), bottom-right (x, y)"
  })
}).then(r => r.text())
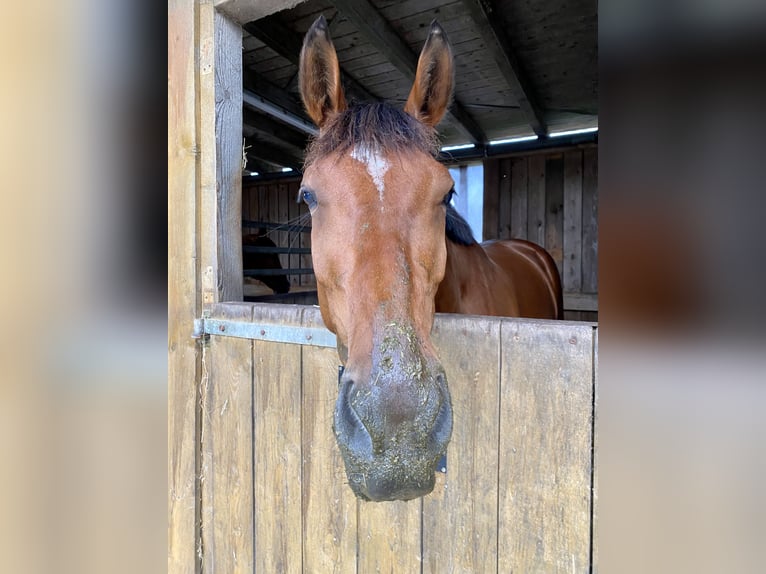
top-left (334, 378), bottom-right (373, 459)
top-left (430, 379), bottom-right (453, 453)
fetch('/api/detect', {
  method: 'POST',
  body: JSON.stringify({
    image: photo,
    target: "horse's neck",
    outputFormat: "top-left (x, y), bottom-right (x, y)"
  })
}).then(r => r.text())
top-left (436, 240), bottom-right (508, 315)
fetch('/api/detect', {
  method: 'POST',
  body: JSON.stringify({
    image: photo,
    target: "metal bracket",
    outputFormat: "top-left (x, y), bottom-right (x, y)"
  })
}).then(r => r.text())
top-left (191, 316), bottom-right (337, 348)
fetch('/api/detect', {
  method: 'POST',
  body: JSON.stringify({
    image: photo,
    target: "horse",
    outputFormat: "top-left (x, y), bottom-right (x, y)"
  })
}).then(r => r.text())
top-left (298, 16), bottom-right (562, 501)
top-left (242, 232), bottom-right (291, 294)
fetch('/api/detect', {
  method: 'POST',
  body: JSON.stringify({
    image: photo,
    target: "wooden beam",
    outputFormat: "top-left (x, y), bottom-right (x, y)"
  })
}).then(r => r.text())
top-left (199, 8), bottom-right (244, 308)
top-left (244, 16), bottom-right (375, 103)
top-left (243, 70), bottom-right (313, 125)
top-left (214, 0), bottom-right (307, 26)
top-left (168, 0), bottom-right (201, 571)
top-left (243, 108), bottom-right (309, 150)
top-left (245, 142), bottom-right (303, 172)
top-left (332, 0), bottom-right (486, 145)
top-left (460, 0), bottom-right (547, 136)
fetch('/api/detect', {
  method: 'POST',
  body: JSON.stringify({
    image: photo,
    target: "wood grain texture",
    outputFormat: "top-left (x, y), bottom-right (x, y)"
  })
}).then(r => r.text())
top-left (527, 154), bottom-right (547, 246)
top-left (201, 303), bottom-right (254, 574)
top-left (545, 154), bottom-right (564, 278)
top-left (252, 304), bottom-right (304, 572)
top-left (423, 314), bottom-right (501, 573)
top-left (498, 320), bottom-right (594, 573)
top-left (581, 148), bottom-right (598, 294)
top-left (301, 308), bottom-right (357, 573)
top-left (563, 150), bottom-right (583, 292)
top-left (168, 0), bottom-right (200, 571)
top-left (358, 499), bottom-right (422, 573)
top-left (591, 327), bottom-right (599, 574)
top-left (198, 2), bottom-right (217, 308)
top-left (511, 157), bottom-right (529, 239)
top-left (215, 12), bottom-right (244, 302)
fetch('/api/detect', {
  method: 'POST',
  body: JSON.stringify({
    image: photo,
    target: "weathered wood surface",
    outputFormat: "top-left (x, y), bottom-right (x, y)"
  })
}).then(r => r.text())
top-left (423, 314), bottom-right (502, 572)
top-left (201, 303), bottom-right (254, 574)
top-left (498, 320), bottom-right (594, 572)
top-left (484, 146), bottom-right (598, 319)
top-left (215, 12), bottom-right (244, 302)
top-left (199, 303), bottom-right (596, 571)
top-left (168, 0), bottom-right (200, 572)
top-left (564, 150), bottom-right (583, 293)
top-left (198, 8), bottom-right (243, 305)
top-left (252, 304), bottom-right (304, 573)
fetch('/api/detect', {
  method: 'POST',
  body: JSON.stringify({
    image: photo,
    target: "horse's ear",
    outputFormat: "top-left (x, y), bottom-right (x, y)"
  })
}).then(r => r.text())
top-left (404, 21), bottom-right (454, 127)
top-left (299, 15), bottom-right (347, 128)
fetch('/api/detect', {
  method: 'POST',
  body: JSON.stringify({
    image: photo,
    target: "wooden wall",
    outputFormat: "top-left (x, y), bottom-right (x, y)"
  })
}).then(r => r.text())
top-left (483, 145), bottom-right (598, 321)
top-left (242, 177), bottom-right (316, 289)
top-left (201, 303), bottom-right (597, 572)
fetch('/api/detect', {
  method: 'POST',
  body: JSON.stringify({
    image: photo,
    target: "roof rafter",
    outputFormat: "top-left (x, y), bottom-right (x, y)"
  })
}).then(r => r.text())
top-left (331, 0), bottom-right (487, 145)
top-left (244, 139), bottom-right (304, 172)
top-left (460, 0), bottom-right (547, 136)
top-left (244, 15), bottom-right (375, 103)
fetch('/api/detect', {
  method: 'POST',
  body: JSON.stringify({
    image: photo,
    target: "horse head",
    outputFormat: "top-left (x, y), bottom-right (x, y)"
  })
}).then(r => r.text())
top-left (299, 16), bottom-right (455, 501)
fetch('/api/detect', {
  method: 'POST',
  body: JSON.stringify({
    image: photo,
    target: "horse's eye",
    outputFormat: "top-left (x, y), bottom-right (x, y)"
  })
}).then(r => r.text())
top-left (299, 188), bottom-right (317, 209)
top-left (443, 188), bottom-right (455, 206)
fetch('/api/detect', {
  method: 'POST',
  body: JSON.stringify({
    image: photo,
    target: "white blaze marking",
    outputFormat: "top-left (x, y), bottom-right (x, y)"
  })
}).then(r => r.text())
top-left (350, 145), bottom-right (389, 202)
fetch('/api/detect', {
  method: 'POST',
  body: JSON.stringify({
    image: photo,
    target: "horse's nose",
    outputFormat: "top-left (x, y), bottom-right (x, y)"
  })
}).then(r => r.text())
top-left (353, 470), bottom-right (436, 502)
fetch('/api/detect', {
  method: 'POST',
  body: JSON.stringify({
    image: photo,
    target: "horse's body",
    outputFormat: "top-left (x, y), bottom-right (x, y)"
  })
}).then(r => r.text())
top-left (242, 232), bottom-right (291, 294)
top-left (437, 210), bottom-right (562, 318)
top-left (298, 16), bottom-right (562, 501)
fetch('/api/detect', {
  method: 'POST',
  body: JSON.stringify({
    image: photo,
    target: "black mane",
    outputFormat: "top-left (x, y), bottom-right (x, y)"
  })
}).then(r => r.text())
top-left (304, 101), bottom-right (439, 167)
top-left (445, 205), bottom-right (477, 246)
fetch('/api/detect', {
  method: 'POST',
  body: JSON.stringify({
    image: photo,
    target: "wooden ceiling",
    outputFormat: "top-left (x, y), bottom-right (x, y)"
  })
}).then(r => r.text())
top-left (241, 0), bottom-right (597, 175)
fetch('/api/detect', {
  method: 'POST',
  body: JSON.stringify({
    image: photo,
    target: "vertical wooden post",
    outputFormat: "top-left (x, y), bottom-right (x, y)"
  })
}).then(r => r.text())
top-left (199, 6), bottom-right (243, 307)
top-left (168, 0), bottom-right (201, 572)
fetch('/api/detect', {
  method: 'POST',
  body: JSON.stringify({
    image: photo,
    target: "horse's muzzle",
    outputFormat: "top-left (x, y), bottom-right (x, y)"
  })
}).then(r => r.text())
top-left (333, 372), bottom-right (452, 501)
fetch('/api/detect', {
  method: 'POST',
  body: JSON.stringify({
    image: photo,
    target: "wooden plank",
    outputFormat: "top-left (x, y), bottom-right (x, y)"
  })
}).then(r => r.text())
top-left (563, 292), bottom-right (598, 313)
top-left (215, 12), bottom-right (243, 302)
top-left (168, 0), bottom-right (200, 571)
top-left (498, 159), bottom-right (512, 239)
top-left (198, 2), bottom-right (218, 308)
top-left (563, 150), bottom-right (583, 293)
top-left (527, 154), bottom-right (546, 246)
top-left (257, 184), bottom-right (268, 227)
top-left (358, 500), bottom-right (422, 571)
top-left (268, 182), bottom-right (280, 266)
top-left (215, 0), bottom-right (306, 27)
top-left (591, 327), bottom-right (599, 573)
top-left (544, 155), bottom-right (564, 278)
top-left (482, 158), bottom-right (500, 241)
top-left (201, 303), bottom-right (254, 574)
top-left (252, 304), bottom-right (304, 572)
top-left (301, 309), bottom-right (357, 573)
top-left (511, 157), bottom-right (529, 239)
top-left (498, 320), bottom-right (594, 572)
top-left (581, 147), bottom-right (598, 293)
top-left (423, 314), bottom-right (501, 572)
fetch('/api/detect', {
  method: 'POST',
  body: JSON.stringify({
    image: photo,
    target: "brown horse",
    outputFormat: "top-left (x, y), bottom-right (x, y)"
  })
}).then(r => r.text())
top-left (299, 16), bottom-right (562, 501)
